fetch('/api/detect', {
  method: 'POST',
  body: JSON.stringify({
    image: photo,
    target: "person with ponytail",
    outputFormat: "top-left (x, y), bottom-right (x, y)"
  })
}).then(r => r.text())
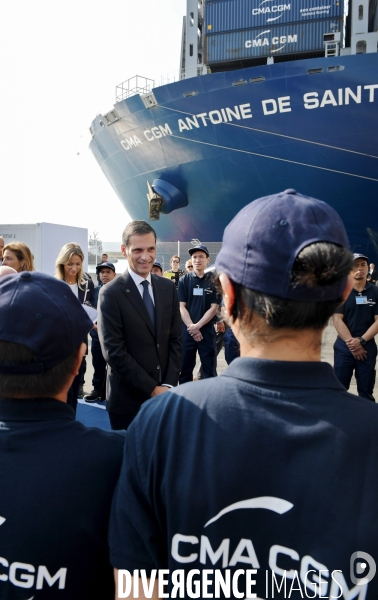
top-left (110, 191), bottom-right (378, 600)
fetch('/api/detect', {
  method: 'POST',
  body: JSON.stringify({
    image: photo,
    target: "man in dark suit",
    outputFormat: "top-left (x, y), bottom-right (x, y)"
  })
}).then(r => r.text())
top-left (97, 221), bottom-right (182, 430)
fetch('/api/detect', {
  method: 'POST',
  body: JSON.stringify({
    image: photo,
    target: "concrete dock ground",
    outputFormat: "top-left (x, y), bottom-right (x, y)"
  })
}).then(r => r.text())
top-left (83, 321), bottom-right (377, 403)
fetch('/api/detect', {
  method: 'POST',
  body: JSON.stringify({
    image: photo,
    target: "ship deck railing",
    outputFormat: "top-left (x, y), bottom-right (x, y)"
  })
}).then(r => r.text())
top-left (116, 75), bottom-right (155, 102)
top-left (115, 66), bottom-right (208, 101)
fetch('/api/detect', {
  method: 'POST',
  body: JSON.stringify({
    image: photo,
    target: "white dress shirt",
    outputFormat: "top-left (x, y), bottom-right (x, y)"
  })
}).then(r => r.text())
top-left (128, 269), bottom-right (155, 304)
top-left (127, 268), bottom-right (172, 388)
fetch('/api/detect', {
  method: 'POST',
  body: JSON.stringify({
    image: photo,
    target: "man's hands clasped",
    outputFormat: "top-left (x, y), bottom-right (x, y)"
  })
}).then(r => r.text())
top-left (345, 337), bottom-right (367, 360)
top-left (187, 323), bottom-right (203, 342)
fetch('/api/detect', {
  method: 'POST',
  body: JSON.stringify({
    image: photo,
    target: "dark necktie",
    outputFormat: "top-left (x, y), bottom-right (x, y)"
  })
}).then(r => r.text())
top-left (141, 280), bottom-right (155, 330)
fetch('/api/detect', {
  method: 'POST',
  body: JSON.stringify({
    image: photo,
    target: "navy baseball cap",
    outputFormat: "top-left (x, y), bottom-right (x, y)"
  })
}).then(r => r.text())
top-left (0, 272), bottom-right (93, 374)
top-left (189, 245), bottom-right (209, 257)
top-left (96, 261), bottom-right (115, 273)
top-left (353, 253), bottom-right (368, 261)
top-left (152, 261), bottom-right (163, 271)
top-left (215, 189), bottom-right (350, 301)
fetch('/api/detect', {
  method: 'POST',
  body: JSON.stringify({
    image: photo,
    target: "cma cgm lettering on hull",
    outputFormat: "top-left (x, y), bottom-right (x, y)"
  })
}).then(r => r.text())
top-left (89, 0), bottom-right (378, 251)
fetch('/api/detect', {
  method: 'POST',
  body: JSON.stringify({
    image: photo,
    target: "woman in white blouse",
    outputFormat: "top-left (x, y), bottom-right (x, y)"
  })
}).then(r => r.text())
top-left (55, 243), bottom-right (94, 411)
top-left (55, 243), bottom-right (94, 304)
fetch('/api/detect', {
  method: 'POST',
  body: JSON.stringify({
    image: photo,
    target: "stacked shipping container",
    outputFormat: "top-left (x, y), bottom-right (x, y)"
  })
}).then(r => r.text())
top-left (204, 0), bottom-right (344, 63)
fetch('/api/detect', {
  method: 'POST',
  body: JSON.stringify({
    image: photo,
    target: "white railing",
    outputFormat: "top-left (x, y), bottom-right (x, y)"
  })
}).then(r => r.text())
top-left (116, 75), bottom-right (155, 102)
top-left (115, 66), bottom-right (209, 102)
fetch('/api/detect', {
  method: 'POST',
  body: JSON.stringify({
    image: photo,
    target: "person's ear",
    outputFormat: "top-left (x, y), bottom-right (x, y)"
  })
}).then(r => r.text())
top-left (219, 274), bottom-right (235, 316)
top-left (72, 343), bottom-right (87, 376)
top-left (59, 343), bottom-right (88, 402)
top-left (121, 244), bottom-right (127, 258)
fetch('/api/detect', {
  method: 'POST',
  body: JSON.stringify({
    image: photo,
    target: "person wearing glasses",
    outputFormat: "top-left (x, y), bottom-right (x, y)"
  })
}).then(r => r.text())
top-left (163, 255), bottom-right (185, 287)
top-left (185, 259), bottom-right (193, 273)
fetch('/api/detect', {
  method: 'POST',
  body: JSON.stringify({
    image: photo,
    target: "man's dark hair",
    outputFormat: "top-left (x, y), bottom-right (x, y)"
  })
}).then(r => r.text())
top-left (0, 342), bottom-right (79, 398)
top-left (122, 221), bottom-right (156, 247)
top-left (227, 242), bottom-right (353, 339)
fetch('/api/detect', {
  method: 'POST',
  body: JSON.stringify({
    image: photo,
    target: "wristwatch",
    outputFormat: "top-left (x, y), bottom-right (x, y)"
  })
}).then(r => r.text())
top-left (358, 337), bottom-right (367, 346)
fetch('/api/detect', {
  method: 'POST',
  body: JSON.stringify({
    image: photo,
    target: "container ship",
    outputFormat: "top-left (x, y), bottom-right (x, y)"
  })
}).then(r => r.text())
top-left (89, 0), bottom-right (378, 253)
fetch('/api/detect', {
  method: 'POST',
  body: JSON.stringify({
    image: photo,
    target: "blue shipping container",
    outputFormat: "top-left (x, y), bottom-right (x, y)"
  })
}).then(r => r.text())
top-left (205, 18), bottom-right (343, 61)
top-left (205, 0), bottom-right (344, 32)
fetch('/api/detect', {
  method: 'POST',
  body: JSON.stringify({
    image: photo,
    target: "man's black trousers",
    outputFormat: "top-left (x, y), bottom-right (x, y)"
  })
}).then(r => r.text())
top-left (334, 337), bottom-right (377, 401)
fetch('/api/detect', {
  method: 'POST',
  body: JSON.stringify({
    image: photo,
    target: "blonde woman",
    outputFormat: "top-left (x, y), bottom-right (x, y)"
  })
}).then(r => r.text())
top-left (55, 243), bottom-right (94, 305)
top-left (2, 242), bottom-right (35, 272)
top-left (55, 242), bottom-right (94, 411)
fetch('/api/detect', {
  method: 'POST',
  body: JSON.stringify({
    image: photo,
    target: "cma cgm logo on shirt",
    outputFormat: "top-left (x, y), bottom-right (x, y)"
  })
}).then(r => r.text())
top-left (170, 496), bottom-right (371, 598)
top-left (0, 516), bottom-right (67, 592)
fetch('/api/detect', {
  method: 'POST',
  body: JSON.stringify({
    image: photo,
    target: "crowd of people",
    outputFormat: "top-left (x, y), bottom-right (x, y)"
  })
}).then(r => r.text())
top-left (0, 189), bottom-right (378, 599)
top-left (0, 234), bottom-right (240, 416)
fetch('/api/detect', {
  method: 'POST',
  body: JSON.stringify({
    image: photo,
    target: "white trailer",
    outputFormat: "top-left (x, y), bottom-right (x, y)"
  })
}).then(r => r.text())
top-left (0, 223), bottom-right (88, 276)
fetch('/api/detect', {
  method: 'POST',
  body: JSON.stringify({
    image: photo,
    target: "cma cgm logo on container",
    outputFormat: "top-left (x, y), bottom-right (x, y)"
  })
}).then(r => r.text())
top-left (245, 30), bottom-right (297, 52)
top-left (252, 0), bottom-right (291, 22)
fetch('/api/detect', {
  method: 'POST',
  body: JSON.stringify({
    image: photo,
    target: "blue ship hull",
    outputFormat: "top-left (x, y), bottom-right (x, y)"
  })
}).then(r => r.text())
top-left (89, 53), bottom-right (378, 253)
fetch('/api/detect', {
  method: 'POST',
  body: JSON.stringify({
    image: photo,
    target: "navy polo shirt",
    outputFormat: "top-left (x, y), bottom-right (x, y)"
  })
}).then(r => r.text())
top-left (178, 271), bottom-right (220, 327)
top-left (109, 359), bottom-right (378, 598)
top-left (335, 282), bottom-right (378, 337)
top-left (0, 398), bottom-right (124, 599)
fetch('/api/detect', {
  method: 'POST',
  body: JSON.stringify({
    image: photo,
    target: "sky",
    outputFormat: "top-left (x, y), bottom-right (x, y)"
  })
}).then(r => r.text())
top-left (1, 0), bottom-right (186, 242)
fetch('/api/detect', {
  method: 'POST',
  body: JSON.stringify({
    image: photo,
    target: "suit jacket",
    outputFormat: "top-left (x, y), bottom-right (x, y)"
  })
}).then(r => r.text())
top-left (78, 277), bottom-right (95, 306)
top-left (74, 278), bottom-right (95, 356)
top-left (97, 270), bottom-right (182, 416)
